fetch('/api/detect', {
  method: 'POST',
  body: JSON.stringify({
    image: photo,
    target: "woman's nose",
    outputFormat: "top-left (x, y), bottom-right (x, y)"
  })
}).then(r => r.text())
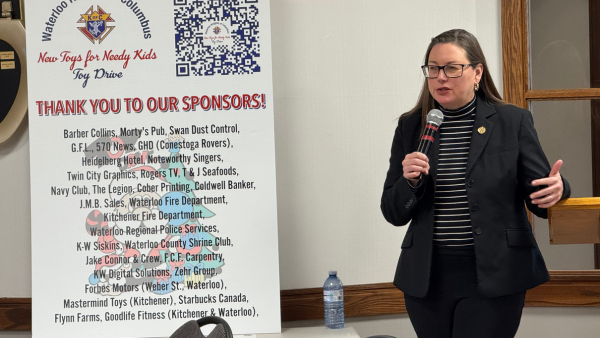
top-left (437, 70), bottom-right (448, 81)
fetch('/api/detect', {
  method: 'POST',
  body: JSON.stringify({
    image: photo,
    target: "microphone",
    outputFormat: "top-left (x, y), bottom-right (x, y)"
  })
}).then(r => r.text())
top-left (417, 109), bottom-right (444, 155)
top-left (415, 109), bottom-right (443, 180)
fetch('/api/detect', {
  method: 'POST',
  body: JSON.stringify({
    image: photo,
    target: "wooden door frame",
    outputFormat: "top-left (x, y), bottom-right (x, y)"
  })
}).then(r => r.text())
top-left (502, 0), bottom-right (600, 103)
top-left (590, 0), bottom-right (600, 268)
top-left (502, 0), bottom-right (600, 267)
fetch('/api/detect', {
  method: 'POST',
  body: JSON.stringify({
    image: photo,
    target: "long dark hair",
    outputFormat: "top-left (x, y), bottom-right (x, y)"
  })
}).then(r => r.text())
top-left (405, 29), bottom-right (504, 126)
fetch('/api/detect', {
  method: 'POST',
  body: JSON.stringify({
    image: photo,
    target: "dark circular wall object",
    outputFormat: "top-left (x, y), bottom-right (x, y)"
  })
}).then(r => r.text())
top-left (0, 19), bottom-right (27, 145)
top-left (0, 38), bottom-right (21, 125)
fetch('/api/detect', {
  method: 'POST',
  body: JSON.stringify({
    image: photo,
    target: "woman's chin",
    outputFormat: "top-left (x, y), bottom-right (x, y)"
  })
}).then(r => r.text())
top-left (433, 96), bottom-right (456, 109)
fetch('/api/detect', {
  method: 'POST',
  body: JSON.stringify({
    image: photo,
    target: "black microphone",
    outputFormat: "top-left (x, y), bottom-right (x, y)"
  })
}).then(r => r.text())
top-left (416, 109), bottom-right (444, 179)
top-left (418, 109), bottom-right (444, 155)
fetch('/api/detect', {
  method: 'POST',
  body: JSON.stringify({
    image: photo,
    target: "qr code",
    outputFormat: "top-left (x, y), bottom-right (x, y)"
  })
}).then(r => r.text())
top-left (174, 0), bottom-right (261, 76)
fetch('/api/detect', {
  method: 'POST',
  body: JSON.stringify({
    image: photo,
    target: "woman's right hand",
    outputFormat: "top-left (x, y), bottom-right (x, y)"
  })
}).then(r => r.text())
top-left (402, 152), bottom-right (430, 185)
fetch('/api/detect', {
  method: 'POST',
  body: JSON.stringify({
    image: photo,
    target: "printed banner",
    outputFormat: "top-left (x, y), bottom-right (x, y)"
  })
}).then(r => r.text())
top-left (25, 1), bottom-right (280, 337)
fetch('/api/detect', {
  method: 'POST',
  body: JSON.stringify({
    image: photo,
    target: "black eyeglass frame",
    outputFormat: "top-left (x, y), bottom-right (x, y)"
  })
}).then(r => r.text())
top-left (421, 63), bottom-right (475, 78)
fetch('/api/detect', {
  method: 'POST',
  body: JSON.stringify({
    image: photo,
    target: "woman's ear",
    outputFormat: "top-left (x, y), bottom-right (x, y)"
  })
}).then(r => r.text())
top-left (474, 63), bottom-right (484, 84)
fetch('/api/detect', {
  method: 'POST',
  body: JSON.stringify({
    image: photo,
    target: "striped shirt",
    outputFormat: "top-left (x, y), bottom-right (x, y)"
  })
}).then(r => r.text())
top-left (433, 97), bottom-right (476, 247)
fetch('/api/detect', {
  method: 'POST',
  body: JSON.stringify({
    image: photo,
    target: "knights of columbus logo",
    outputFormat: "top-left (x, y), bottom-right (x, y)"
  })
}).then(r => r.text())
top-left (77, 6), bottom-right (115, 44)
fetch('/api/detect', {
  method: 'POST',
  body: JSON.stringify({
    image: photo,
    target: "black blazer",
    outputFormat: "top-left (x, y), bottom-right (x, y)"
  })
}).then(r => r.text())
top-left (381, 97), bottom-right (571, 298)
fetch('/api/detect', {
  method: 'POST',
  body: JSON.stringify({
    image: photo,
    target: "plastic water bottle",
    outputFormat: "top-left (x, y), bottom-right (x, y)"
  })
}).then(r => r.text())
top-left (323, 270), bottom-right (344, 329)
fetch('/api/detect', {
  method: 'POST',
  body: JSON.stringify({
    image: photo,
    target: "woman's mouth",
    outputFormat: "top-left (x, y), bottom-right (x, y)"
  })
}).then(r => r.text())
top-left (436, 87), bottom-right (450, 94)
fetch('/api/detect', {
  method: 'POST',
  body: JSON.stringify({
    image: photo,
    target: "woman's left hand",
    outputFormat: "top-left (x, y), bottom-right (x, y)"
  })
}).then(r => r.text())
top-left (530, 160), bottom-right (564, 208)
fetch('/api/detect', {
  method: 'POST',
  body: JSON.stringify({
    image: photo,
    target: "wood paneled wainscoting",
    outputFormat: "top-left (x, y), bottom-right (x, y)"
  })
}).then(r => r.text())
top-left (2, 273), bottom-right (600, 330)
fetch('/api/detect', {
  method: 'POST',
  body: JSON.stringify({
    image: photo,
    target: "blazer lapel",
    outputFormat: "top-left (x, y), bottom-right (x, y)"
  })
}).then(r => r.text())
top-left (466, 100), bottom-right (496, 177)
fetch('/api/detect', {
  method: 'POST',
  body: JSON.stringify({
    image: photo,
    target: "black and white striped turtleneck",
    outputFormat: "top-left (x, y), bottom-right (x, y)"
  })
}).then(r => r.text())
top-left (433, 96), bottom-right (476, 247)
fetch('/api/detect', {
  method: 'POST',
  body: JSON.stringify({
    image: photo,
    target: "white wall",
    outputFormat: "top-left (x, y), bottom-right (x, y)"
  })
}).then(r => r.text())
top-left (271, 0), bottom-right (485, 290)
top-left (0, 117), bottom-right (30, 296)
top-left (1, 1), bottom-right (599, 337)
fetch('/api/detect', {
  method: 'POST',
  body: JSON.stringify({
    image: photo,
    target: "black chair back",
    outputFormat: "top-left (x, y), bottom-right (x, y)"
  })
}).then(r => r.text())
top-left (170, 316), bottom-right (233, 338)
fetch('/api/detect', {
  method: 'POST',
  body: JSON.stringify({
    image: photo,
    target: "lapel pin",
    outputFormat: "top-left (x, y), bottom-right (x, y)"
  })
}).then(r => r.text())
top-left (478, 126), bottom-right (486, 134)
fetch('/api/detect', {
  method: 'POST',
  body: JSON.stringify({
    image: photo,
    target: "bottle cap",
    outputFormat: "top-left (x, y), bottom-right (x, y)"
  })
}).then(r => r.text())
top-left (328, 271), bottom-right (337, 276)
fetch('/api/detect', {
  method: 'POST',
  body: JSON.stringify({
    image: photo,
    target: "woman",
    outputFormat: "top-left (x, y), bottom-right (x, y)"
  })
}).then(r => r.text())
top-left (380, 29), bottom-right (570, 338)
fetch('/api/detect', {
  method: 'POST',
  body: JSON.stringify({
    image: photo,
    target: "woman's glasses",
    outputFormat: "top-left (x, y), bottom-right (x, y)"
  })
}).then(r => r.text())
top-left (421, 64), bottom-right (474, 78)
